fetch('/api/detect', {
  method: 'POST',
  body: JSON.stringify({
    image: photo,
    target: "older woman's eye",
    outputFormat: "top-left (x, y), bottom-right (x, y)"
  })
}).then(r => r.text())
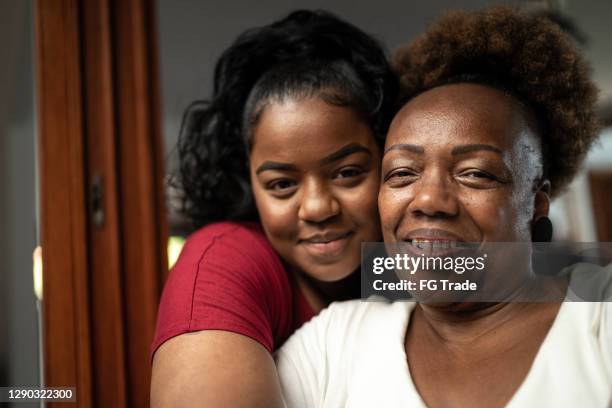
top-left (463, 170), bottom-right (497, 180)
top-left (385, 169), bottom-right (416, 181)
top-left (384, 168), bottom-right (419, 184)
top-left (457, 169), bottom-right (506, 188)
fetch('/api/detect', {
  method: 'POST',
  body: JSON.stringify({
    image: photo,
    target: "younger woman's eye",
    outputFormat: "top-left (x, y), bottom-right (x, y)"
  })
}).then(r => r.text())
top-left (267, 179), bottom-right (297, 191)
top-left (334, 167), bottom-right (364, 179)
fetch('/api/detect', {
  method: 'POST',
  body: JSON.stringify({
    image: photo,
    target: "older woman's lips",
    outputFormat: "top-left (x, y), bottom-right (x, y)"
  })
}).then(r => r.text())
top-left (404, 228), bottom-right (464, 241)
top-left (300, 231), bottom-right (353, 258)
top-left (402, 229), bottom-right (468, 257)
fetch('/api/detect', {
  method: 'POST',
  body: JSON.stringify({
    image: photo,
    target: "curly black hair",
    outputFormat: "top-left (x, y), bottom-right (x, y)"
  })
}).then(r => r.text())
top-left (176, 9), bottom-right (398, 228)
top-left (393, 6), bottom-right (599, 197)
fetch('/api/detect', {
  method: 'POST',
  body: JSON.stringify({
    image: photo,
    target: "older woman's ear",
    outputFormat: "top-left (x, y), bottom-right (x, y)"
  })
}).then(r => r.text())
top-left (531, 180), bottom-right (552, 242)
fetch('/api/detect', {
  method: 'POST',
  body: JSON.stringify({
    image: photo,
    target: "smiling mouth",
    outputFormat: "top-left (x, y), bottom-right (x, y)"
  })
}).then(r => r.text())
top-left (403, 239), bottom-right (461, 257)
top-left (409, 239), bottom-right (459, 250)
top-left (400, 238), bottom-right (483, 260)
top-left (301, 231), bottom-right (353, 258)
top-left (301, 230), bottom-right (353, 243)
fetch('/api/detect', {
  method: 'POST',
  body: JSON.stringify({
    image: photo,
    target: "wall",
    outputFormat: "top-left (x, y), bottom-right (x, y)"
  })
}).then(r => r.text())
top-left (0, 0), bottom-right (40, 404)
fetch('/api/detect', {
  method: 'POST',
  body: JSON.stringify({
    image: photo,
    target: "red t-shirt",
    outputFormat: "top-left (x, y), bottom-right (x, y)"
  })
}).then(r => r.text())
top-left (151, 221), bottom-right (315, 359)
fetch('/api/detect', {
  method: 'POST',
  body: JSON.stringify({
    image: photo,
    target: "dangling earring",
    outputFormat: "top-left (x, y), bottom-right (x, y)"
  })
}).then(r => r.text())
top-left (532, 217), bottom-right (553, 242)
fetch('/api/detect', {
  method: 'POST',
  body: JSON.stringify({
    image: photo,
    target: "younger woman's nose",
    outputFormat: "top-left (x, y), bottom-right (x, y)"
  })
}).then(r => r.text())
top-left (297, 179), bottom-right (341, 223)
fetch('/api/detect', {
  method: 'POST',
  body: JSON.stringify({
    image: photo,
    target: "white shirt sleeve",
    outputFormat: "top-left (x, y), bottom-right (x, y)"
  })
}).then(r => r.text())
top-left (275, 306), bottom-right (333, 408)
top-left (275, 300), bottom-right (373, 408)
top-left (598, 257), bottom-right (612, 386)
top-left (275, 299), bottom-right (398, 407)
top-left (601, 302), bottom-right (612, 380)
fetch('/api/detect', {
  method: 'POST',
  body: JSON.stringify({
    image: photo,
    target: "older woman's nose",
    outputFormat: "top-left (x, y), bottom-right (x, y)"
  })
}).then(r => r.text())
top-left (408, 177), bottom-right (459, 218)
top-left (297, 179), bottom-right (341, 223)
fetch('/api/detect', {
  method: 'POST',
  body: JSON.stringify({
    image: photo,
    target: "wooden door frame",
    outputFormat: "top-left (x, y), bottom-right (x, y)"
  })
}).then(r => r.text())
top-left (589, 171), bottom-right (612, 241)
top-left (35, 0), bottom-right (167, 406)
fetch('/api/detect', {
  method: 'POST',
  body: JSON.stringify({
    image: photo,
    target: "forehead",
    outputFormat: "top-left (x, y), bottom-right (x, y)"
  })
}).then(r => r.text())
top-left (387, 83), bottom-right (533, 150)
top-left (250, 97), bottom-right (375, 161)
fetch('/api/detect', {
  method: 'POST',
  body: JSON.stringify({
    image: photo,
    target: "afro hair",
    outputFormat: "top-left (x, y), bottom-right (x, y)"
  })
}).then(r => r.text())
top-left (393, 6), bottom-right (599, 196)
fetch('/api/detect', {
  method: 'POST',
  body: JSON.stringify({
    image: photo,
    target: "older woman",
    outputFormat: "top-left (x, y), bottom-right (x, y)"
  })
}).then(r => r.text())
top-left (276, 6), bottom-right (610, 408)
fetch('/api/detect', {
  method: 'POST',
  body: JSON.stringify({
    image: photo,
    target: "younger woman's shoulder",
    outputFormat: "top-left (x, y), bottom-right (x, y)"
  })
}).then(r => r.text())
top-left (180, 221), bottom-right (279, 264)
top-left (152, 221), bottom-right (290, 357)
top-left (187, 220), bottom-right (271, 246)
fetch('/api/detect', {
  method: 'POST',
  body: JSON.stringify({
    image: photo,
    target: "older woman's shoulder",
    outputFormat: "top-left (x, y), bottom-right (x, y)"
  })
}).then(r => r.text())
top-left (302, 298), bottom-right (414, 335)
top-left (554, 262), bottom-right (612, 377)
top-left (276, 299), bottom-right (415, 407)
top-left (562, 262), bottom-right (612, 302)
top-left (277, 298), bottom-right (414, 364)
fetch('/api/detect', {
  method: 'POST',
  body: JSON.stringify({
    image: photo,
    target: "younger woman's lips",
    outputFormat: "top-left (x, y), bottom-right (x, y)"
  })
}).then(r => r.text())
top-left (301, 232), bottom-right (353, 259)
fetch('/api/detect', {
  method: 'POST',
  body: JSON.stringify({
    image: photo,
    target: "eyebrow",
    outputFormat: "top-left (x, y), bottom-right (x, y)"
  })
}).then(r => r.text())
top-left (451, 144), bottom-right (503, 156)
top-left (383, 143), bottom-right (503, 156)
top-left (319, 143), bottom-right (371, 166)
top-left (255, 143), bottom-right (371, 175)
top-left (255, 161), bottom-right (298, 175)
top-left (383, 144), bottom-right (425, 155)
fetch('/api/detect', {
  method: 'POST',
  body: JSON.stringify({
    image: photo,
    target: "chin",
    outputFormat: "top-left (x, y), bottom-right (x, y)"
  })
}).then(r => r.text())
top-left (305, 263), bottom-right (357, 283)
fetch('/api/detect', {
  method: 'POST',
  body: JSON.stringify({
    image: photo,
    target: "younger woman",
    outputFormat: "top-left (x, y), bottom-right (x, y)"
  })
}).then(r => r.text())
top-left (150, 10), bottom-right (397, 407)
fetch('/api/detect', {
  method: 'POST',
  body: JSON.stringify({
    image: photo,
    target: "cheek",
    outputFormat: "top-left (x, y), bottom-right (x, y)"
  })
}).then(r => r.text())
top-left (467, 198), bottom-right (504, 232)
top-left (510, 189), bottom-right (538, 236)
top-left (252, 188), bottom-right (298, 242)
top-left (343, 172), bottom-right (381, 235)
top-left (462, 190), bottom-right (531, 239)
top-left (378, 187), bottom-right (410, 242)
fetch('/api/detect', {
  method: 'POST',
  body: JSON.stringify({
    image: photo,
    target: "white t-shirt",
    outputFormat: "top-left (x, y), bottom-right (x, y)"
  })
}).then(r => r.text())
top-left (276, 267), bottom-right (612, 407)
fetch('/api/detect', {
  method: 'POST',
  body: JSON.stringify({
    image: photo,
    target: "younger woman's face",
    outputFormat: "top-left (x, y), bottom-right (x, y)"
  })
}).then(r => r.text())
top-left (249, 96), bottom-right (381, 282)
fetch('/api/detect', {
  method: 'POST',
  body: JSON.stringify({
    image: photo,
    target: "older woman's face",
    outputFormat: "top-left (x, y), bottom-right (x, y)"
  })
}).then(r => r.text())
top-left (379, 83), bottom-right (549, 246)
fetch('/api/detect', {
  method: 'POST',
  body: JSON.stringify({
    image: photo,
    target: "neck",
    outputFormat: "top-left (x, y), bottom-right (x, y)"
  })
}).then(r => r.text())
top-left (412, 270), bottom-right (568, 347)
top-left (293, 268), bottom-right (360, 313)
top-left (415, 302), bottom-right (535, 344)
